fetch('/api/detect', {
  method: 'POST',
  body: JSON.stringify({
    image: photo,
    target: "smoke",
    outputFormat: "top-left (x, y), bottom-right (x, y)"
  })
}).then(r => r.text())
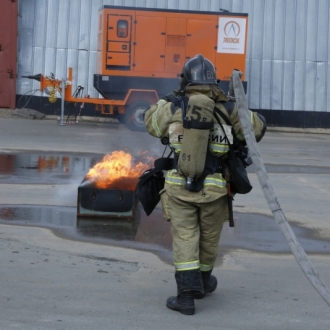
top-left (54, 176), bottom-right (84, 207)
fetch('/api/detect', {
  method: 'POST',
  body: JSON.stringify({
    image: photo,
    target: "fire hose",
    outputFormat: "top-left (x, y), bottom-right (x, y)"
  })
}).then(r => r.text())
top-left (230, 70), bottom-right (330, 307)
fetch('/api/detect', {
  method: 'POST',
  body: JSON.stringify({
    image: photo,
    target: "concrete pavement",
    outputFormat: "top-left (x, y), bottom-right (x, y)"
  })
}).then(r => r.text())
top-left (2, 107), bottom-right (330, 134)
top-left (1, 224), bottom-right (329, 330)
top-left (0, 112), bottom-right (330, 329)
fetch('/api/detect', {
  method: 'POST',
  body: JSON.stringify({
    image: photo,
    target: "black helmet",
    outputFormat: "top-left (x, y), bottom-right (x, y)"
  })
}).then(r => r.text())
top-left (181, 54), bottom-right (217, 86)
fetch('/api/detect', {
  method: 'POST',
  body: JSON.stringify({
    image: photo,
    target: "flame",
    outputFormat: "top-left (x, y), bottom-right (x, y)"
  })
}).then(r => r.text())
top-left (85, 151), bottom-right (150, 190)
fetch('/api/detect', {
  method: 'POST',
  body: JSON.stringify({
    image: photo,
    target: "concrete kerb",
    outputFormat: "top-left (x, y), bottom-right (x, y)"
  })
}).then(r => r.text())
top-left (1, 107), bottom-right (330, 133)
top-left (0, 108), bottom-right (119, 124)
top-left (265, 126), bottom-right (330, 135)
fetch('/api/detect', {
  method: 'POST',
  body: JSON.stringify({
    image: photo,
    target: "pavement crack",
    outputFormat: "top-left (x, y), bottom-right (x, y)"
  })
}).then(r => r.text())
top-left (77, 254), bottom-right (138, 266)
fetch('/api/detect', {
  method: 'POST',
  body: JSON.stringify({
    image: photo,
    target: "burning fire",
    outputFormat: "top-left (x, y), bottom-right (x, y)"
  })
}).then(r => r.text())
top-left (86, 150), bottom-right (150, 190)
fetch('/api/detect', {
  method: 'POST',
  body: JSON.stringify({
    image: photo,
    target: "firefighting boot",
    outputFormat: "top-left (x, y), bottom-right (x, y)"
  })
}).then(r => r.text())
top-left (166, 269), bottom-right (203, 315)
top-left (194, 270), bottom-right (218, 299)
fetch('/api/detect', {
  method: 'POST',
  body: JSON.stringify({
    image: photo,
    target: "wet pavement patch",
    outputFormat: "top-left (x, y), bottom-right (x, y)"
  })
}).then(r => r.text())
top-left (2, 152), bottom-right (330, 183)
top-left (1, 151), bottom-right (330, 258)
top-left (0, 204), bottom-right (329, 256)
top-left (0, 152), bottom-right (103, 184)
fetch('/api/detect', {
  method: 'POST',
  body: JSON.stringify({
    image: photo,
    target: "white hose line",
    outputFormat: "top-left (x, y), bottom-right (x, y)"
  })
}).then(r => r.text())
top-left (232, 70), bottom-right (330, 307)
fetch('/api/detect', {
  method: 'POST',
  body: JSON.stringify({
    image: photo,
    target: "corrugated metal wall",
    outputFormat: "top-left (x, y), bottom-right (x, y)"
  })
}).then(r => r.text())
top-left (17, 0), bottom-right (330, 114)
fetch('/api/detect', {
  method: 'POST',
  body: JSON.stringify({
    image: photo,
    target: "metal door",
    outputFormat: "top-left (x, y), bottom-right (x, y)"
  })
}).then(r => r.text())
top-left (0, 0), bottom-right (17, 109)
top-left (134, 16), bottom-right (166, 73)
top-left (186, 19), bottom-right (217, 65)
top-left (164, 18), bottom-right (187, 74)
top-left (106, 15), bottom-right (132, 69)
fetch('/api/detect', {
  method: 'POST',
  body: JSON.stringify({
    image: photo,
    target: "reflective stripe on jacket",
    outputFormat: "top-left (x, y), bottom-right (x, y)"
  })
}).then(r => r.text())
top-left (165, 169), bottom-right (226, 189)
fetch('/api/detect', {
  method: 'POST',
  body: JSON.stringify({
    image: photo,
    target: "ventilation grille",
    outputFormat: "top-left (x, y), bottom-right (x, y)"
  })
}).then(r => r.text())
top-left (167, 35), bottom-right (186, 47)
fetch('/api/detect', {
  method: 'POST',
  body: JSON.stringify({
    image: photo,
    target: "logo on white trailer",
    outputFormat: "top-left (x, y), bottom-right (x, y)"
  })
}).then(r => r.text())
top-left (217, 17), bottom-right (247, 54)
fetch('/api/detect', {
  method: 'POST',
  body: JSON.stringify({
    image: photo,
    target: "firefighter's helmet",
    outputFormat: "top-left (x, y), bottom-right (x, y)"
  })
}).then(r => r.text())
top-left (181, 54), bottom-right (217, 86)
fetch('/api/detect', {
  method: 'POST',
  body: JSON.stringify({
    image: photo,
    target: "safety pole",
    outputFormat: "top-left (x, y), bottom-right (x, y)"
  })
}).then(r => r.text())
top-left (231, 70), bottom-right (330, 307)
top-left (59, 78), bottom-right (66, 126)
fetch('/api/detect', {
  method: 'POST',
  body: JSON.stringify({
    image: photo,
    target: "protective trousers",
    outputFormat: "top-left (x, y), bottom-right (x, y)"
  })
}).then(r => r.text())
top-left (163, 192), bottom-right (228, 271)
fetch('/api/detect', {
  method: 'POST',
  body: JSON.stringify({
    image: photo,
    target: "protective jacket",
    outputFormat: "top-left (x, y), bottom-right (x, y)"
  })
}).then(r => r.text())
top-left (144, 85), bottom-right (266, 203)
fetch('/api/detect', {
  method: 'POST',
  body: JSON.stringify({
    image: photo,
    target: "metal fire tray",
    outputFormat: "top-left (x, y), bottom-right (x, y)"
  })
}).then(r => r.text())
top-left (77, 179), bottom-right (138, 219)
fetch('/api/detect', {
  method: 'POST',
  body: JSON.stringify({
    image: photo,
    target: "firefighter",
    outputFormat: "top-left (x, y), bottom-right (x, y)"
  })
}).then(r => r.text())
top-left (144, 54), bottom-right (266, 315)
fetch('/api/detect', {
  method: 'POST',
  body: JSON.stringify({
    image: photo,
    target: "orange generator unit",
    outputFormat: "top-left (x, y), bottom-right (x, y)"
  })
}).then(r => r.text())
top-left (24, 6), bottom-right (248, 131)
top-left (93, 6), bottom-right (248, 130)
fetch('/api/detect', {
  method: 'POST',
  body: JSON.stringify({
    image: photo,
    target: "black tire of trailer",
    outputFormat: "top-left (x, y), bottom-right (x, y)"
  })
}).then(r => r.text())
top-left (124, 101), bottom-right (150, 131)
top-left (117, 114), bottom-right (125, 124)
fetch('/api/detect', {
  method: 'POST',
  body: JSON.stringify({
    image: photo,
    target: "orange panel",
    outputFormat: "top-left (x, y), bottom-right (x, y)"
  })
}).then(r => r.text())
top-left (134, 15), bottom-right (166, 73)
top-left (164, 18), bottom-right (186, 74)
top-left (107, 15), bottom-right (132, 42)
top-left (105, 14), bottom-right (132, 68)
top-left (186, 19), bottom-right (217, 65)
top-left (166, 17), bottom-right (187, 35)
top-left (107, 42), bottom-right (130, 52)
top-left (106, 53), bottom-right (130, 66)
top-left (215, 53), bottom-right (246, 81)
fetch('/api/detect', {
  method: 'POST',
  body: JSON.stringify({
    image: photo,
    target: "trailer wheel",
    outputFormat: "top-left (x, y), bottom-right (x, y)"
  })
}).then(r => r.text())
top-left (117, 114), bottom-right (125, 124)
top-left (125, 101), bottom-right (150, 131)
